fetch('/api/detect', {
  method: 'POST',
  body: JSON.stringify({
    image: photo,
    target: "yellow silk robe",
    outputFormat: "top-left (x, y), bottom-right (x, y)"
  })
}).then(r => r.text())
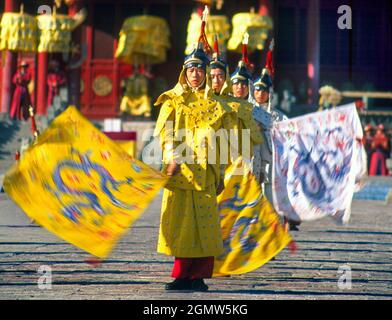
top-left (206, 68), bottom-right (263, 165)
top-left (215, 95), bottom-right (263, 164)
top-left (154, 70), bottom-right (228, 258)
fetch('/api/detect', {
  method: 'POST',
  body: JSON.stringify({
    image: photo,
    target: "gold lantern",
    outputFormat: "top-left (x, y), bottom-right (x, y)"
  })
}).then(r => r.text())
top-left (115, 15), bottom-right (170, 65)
top-left (36, 10), bottom-right (75, 53)
top-left (185, 12), bottom-right (230, 55)
top-left (0, 10), bottom-right (37, 52)
top-left (228, 10), bottom-right (273, 52)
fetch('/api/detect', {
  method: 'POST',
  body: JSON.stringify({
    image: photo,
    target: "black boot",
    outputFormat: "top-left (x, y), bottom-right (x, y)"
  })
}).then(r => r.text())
top-left (191, 279), bottom-right (209, 292)
top-left (289, 223), bottom-right (300, 231)
top-left (165, 278), bottom-right (192, 291)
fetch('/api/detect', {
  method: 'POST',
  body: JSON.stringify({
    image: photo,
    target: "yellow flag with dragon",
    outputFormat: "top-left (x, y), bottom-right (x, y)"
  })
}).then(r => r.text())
top-left (214, 158), bottom-right (292, 276)
top-left (3, 106), bottom-right (168, 259)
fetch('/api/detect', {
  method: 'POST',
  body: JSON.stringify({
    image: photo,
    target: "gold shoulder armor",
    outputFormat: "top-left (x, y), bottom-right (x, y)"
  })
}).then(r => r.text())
top-left (153, 100), bottom-right (175, 137)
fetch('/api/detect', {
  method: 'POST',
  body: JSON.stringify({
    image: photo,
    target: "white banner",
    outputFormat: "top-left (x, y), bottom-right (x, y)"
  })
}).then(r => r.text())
top-left (271, 103), bottom-right (366, 224)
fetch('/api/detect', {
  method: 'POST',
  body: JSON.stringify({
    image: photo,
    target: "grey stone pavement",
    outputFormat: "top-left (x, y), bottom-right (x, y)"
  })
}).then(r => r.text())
top-left (0, 190), bottom-right (391, 300)
top-left (1, 120), bottom-right (392, 300)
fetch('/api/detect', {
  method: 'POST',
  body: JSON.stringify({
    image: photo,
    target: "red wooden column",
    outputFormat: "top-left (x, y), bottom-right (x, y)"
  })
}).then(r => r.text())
top-left (306, 0), bottom-right (320, 105)
top-left (36, 52), bottom-right (48, 115)
top-left (113, 2), bottom-right (121, 115)
top-left (0, 0), bottom-right (20, 115)
top-left (83, 2), bottom-right (94, 113)
top-left (66, 0), bottom-right (84, 109)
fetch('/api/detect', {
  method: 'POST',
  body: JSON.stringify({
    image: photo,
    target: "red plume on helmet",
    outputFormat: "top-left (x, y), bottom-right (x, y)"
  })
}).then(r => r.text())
top-left (230, 33), bottom-right (253, 82)
top-left (198, 6), bottom-right (212, 56)
top-left (265, 39), bottom-right (275, 77)
top-left (213, 33), bottom-right (220, 58)
top-left (241, 33), bottom-right (254, 72)
top-left (184, 5), bottom-right (211, 67)
top-left (210, 33), bottom-right (227, 70)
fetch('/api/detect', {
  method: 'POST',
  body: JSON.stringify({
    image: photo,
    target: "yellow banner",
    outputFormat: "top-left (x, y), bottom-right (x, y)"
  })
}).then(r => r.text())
top-left (116, 141), bottom-right (136, 158)
top-left (214, 158), bottom-right (292, 276)
top-left (3, 106), bottom-right (168, 259)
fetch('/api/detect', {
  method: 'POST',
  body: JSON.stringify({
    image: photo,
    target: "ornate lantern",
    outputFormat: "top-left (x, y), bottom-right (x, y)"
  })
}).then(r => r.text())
top-left (115, 15), bottom-right (170, 65)
top-left (228, 9), bottom-right (273, 53)
top-left (36, 9), bottom-right (75, 53)
top-left (0, 8), bottom-right (37, 52)
top-left (185, 13), bottom-right (230, 56)
top-left (185, 1), bottom-right (229, 55)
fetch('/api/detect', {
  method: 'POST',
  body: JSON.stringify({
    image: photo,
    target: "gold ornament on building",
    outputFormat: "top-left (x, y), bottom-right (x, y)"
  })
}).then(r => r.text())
top-left (318, 85), bottom-right (342, 110)
top-left (115, 16), bottom-right (170, 65)
top-left (228, 9), bottom-right (273, 52)
top-left (93, 76), bottom-right (113, 97)
top-left (120, 74), bottom-right (151, 118)
top-left (0, 6), bottom-right (37, 52)
top-left (185, 13), bottom-right (230, 55)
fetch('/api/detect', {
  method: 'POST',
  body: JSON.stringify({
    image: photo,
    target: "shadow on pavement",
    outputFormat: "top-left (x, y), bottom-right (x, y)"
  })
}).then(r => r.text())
top-left (0, 121), bottom-right (20, 160)
top-left (211, 289), bottom-right (392, 298)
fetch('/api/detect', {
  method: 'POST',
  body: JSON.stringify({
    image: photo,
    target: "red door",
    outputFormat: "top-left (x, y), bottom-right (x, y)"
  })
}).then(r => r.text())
top-left (80, 60), bottom-right (132, 119)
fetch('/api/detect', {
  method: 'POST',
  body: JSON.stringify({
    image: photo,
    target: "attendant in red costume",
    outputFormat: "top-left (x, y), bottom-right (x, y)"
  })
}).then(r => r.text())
top-left (10, 61), bottom-right (32, 121)
top-left (47, 60), bottom-right (67, 109)
top-left (369, 125), bottom-right (389, 176)
top-left (363, 124), bottom-right (374, 172)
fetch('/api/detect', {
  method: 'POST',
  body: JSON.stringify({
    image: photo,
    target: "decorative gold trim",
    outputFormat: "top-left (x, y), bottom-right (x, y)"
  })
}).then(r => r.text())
top-left (92, 76), bottom-right (112, 97)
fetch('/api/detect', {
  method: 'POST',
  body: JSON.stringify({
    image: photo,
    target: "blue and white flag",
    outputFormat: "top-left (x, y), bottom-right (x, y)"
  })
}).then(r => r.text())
top-left (271, 103), bottom-right (366, 224)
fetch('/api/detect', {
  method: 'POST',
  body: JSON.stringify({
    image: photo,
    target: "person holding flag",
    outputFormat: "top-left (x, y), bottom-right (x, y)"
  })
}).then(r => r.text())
top-left (250, 40), bottom-right (300, 231)
top-left (250, 40), bottom-right (284, 190)
top-left (206, 36), bottom-right (293, 278)
top-left (153, 7), bottom-right (229, 292)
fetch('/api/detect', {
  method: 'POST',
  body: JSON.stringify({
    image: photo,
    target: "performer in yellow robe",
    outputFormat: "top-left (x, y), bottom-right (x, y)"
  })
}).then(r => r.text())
top-left (154, 10), bottom-right (228, 292)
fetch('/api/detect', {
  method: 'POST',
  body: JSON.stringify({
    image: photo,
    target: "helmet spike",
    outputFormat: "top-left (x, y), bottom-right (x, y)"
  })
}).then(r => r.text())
top-left (242, 32), bottom-right (250, 65)
top-left (213, 34), bottom-right (219, 58)
top-left (265, 38), bottom-right (275, 77)
top-left (198, 5), bottom-right (212, 55)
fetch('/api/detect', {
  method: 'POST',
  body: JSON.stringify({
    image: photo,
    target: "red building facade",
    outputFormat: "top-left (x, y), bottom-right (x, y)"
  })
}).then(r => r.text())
top-left (1, 0), bottom-right (391, 119)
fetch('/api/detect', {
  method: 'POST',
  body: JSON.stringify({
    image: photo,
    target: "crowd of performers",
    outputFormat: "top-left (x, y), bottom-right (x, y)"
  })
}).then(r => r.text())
top-left (153, 10), bottom-right (301, 292)
top-left (6, 8), bottom-right (390, 294)
top-left (9, 60), bottom-right (66, 122)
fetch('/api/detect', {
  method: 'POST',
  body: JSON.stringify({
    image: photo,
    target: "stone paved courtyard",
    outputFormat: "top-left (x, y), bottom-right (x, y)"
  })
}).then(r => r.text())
top-left (0, 189), bottom-right (391, 300)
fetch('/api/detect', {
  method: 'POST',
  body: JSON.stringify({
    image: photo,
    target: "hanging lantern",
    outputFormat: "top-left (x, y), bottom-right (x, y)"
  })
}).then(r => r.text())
top-left (115, 16), bottom-right (170, 65)
top-left (36, 10), bottom-right (75, 53)
top-left (228, 10), bottom-right (273, 53)
top-left (185, 12), bottom-right (230, 55)
top-left (0, 11), bottom-right (37, 52)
